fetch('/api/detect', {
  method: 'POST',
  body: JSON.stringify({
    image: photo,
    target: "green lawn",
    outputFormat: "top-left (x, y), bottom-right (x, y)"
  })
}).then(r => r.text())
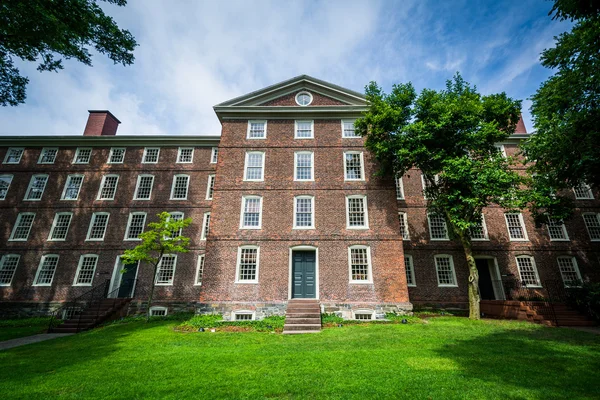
top-left (0, 318), bottom-right (51, 341)
top-left (0, 317), bottom-right (599, 399)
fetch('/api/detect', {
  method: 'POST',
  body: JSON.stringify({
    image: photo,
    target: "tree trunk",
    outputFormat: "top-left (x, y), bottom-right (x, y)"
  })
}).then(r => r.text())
top-left (146, 261), bottom-right (159, 323)
top-left (458, 231), bottom-right (480, 320)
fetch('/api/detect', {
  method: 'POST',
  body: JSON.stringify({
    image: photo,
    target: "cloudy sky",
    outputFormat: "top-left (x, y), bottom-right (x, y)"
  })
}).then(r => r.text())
top-left (1, 0), bottom-right (570, 136)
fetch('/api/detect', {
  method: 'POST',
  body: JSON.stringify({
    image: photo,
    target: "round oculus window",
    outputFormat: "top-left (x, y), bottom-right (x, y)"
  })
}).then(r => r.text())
top-left (295, 92), bottom-right (313, 106)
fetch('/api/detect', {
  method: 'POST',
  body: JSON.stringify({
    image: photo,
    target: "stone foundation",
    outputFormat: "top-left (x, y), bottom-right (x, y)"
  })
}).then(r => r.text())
top-left (0, 302), bottom-right (65, 318)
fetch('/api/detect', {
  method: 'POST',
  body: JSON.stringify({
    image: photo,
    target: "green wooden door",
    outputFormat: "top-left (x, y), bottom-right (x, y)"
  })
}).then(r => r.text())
top-left (292, 251), bottom-right (316, 298)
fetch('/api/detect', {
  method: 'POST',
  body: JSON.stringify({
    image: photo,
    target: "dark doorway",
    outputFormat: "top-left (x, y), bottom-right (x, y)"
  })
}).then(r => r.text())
top-left (117, 261), bottom-right (139, 298)
top-left (475, 259), bottom-right (496, 300)
top-left (292, 250), bottom-right (316, 299)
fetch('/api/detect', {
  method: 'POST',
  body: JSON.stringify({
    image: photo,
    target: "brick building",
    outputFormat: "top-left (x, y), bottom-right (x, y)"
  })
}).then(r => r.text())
top-left (1, 75), bottom-right (599, 320)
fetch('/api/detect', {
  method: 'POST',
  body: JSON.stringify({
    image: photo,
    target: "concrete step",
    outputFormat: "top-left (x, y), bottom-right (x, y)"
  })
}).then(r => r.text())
top-left (283, 324), bottom-right (321, 331)
top-left (285, 317), bottom-right (321, 324)
top-left (282, 330), bottom-right (321, 335)
top-left (286, 313), bottom-right (321, 319)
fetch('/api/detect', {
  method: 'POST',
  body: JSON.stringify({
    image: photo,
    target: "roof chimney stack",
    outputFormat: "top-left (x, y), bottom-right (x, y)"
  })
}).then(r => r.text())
top-left (83, 110), bottom-right (121, 136)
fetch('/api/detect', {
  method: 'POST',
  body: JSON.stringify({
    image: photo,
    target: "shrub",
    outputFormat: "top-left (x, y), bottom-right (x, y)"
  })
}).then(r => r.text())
top-left (566, 282), bottom-right (600, 322)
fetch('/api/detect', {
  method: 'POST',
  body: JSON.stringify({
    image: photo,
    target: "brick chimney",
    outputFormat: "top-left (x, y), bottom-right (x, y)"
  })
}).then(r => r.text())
top-left (83, 110), bottom-right (121, 136)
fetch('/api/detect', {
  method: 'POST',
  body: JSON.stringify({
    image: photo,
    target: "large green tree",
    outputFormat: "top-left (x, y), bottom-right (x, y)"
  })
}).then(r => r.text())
top-left (0, 0), bottom-right (137, 106)
top-left (356, 74), bottom-right (526, 319)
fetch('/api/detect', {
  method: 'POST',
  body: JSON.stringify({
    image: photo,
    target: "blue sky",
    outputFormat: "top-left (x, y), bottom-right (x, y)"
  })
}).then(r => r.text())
top-left (0, 0), bottom-right (570, 136)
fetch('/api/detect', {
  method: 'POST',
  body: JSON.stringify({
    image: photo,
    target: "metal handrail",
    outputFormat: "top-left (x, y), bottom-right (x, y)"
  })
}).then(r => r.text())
top-left (48, 279), bottom-right (110, 332)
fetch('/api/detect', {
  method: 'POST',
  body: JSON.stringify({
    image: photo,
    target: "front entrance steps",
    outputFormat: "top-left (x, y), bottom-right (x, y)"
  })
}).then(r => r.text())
top-left (49, 298), bottom-right (131, 333)
top-left (283, 299), bottom-right (321, 334)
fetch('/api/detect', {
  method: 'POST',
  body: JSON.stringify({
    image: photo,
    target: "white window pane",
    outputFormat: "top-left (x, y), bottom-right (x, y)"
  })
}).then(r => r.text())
top-left (345, 153), bottom-right (362, 180)
top-left (99, 176), bottom-right (119, 200)
top-left (429, 214), bottom-right (448, 239)
top-left (295, 198), bottom-right (313, 227)
top-left (76, 256), bottom-right (98, 285)
top-left (350, 248), bottom-right (369, 281)
top-left (505, 213), bottom-right (526, 240)
top-left (348, 198), bottom-right (366, 227)
top-left (135, 176), bottom-right (154, 199)
top-left (0, 255), bottom-right (20, 285)
top-left (516, 256), bottom-right (540, 286)
top-left (35, 256), bottom-right (59, 285)
top-left (583, 214), bottom-right (600, 240)
top-left (238, 248), bottom-right (257, 281)
top-left (172, 176), bottom-right (189, 199)
top-left (63, 175), bottom-right (83, 200)
top-left (0, 175), bottom-right (14, 200)
top-left (436, 256), bottom-right (456, 286)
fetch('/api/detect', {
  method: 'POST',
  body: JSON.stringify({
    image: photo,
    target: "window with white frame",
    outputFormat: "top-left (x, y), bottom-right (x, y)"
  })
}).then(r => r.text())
top-left (294, 196), bottom-right (314, 229)
top-left (294, 152), bottom-right (314, 181)
top-left (48, 212), bottom-right (73, 241)
top-left (38, 148), bottom-right (58, 164)
top-left (295, 120), bottom-right (314, 139)
top-left (353, 310), bottom-right (374, 320)
top-left (170, 174), bottom-right (190, 200)
top-left (0, 254), bottom-right (20, 286)
top-left (247, 121), bottom-right (266, 139)
top-left (134, 175), bottom-right (154, 200)
top-left (421, 174), bottom-right (439, 199)
top-left (206, 174), bottom-right (215, 200)
top-left (346, 195), bottom-right (368, 229)
top-left (149, 307), bottom-right (168, 317)
top-left (295, 91), bottom-right (313, 106)
top-left (108, 147), bottom-right (126, 163)
top-left (167, 212), bottom-right (184, 238)
top-left (557, 256), bottom-right (582, 287)
top-left (428, 213), bottom-right (449, 240)
top-left (87, 212), bottom-right (110, 241)
top-left (61, 174), bottom-right (84, 200)
top-left (583, 213), bottom-right (600, 240)
top-left (240, 196), bottom-right (262, 229)
top-left (0, 175), bottom-right (13, 200)
top-left (516, 256), bottom-right (541, 287)
top-left (244, 152), bottom-right (264, 181)
top-left (201, 212), bottom-right (211, 240)
top-left (9, 213), bottom-right (35, 241)
top-left (349, 246), bottom-right (372, 283)
top-left (494, 144), bottom-right (507, 157)
top-left (395, 175), bottom-right (405, 200)
top-left (398, 212), bottom-right (410, 240)
top-left (125, 212), bottom-right (147, 240)
top-left (211, 147), bottom-right (219, 164)
top-left (195, 254), bottom-right (205, 285)
top-left (344, 152), bottom-right (364, 181)
top-left (469, 215), bottom-right (488, 240)
top-left (573, 183), bottom-right (594, 199)
top-left (74, 255), bottom-right (98, 286)
top-left (34, 255), bottom-right (59, 286)
top-left (405, 255), bottom-right (416, 287)
top-left (155, 255), bottom-right (177, 285)
top-left (435, 255), bottom-right (457, 287)
top-left (3, 147), bottom-right (24, 164)
top-left (142, 147), bottom-right (160, 163)
top-left (233, 311), bottom-right (255, 321)
top-left (236, 246), bottom-right (259, 283)
top-left (547, 217), bottom-right (569, 241)
top-left (505, 213), bottom-right (528, 241)
top-left (24, 174), bottom-right (48, 200)
top-left (342, 119), bottom-right (359, 138)
top-left (73, 148), bottom-right (92, 164)
top-left (97, 175), bottom-right (119, 200)
top-left (177, 147), bottom-right (194, 163)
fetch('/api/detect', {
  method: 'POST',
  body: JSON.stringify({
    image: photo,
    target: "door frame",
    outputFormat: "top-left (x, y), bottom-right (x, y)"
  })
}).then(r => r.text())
top-left (473, 255), bottom-right (505, 300)
top-left (288, 245), bottom-right (319, 300)
top-left (108, 255), bottom-right (140, 298)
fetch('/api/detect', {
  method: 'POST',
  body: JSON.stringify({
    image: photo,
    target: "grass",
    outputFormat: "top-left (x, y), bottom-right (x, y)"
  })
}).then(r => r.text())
top-left (0, 317), bottom-right (599, 399)
top-left (0, 317), bottom-right (51, 341)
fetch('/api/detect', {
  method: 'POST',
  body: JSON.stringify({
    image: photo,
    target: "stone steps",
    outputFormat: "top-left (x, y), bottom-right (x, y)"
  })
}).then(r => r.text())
top-left (283, 299), bottom-right (321, 335)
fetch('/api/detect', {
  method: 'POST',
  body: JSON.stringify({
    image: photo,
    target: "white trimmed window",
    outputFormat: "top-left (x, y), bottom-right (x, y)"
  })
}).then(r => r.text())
top-left (344, 151), bottom-right (364, 181)
top-left (87, 212), bottom-right (110, 241)
top-left (395, 175), bottom-right (405, 200)
top-left (398, 212), bottom-right (410, 240)
top-left (557, 256), bottom-right (582, 287)
top-left (346, 195), bottom-right (369, 229)
top-left (149, 307), bottom-right (168, 317)
top-left (349, 245), bottom-right (372, 283)
top-left (233, 311), bottom-right (255, 321)
top-left (240, 196), bottom-right (262, 229)
top-left (97, 174), bottom-right (119, 200)
top-left (0, 175), bottom-right (13, 200)
top-left (244, 152), bottom-right (264, 181)
top-left (48, 212), bottom-right (73, 241)
top-left (469, 215), bottom-right (489, 241)
top-left (505, 213), bottom-right (528, 241)
top-left (73, 255), bottom-right (98, 286)
top-left (494, 144), bottom-right (507, 157)
top-left (294, 196), bottom-right (314, 229)
top-left (294, 152), bottom-right (314, 181)
top-left (24, 174), bottom-right (48, 200)
top-left (342, 119), bottom-right (359, 138)
top-left (170, 174), bottom-right (190, 200)
top-left (38, 148), bottom-right (58, 164)
top-left (547, 217), bottom-right (569, 241)
top-left (3, 147), bottom-right (24, 164)
top-left (247, 120), bottom-right (266, 139)
top-left (108, 147), bottom-right (126, 164)
top-left (155, 255), bottom-right (177, 285)
top-left (404, 255), bottom-right (416, 287)
top-left (353, 310), bottom-right (375, 320)
top-left (516, 255), bottom-right (541, 287)
top-left (167, 212), bottom-right (184, 238)
top-left (428, 213), bottom-right (449, 240)
top-left (435, 255), bottom-right (457, 287)
top-left (125, 212), bottom-right (147, 240)
top-left (295, 120), bottom-right (314, 139)
top-left (211, 147), bottom-right (218, 163)
top-left (296, 91), bottom-right (313, 106)
top-left (206, 174), bottom-right (215, 200)
top-left (177, 147), bottom-right (194, 163)
top-left (34, 255), bottom-right (59, 286)
top-left (142, 147), bottom-right (160, 163)
top-left (0, 255), bottom-right (20, 286)
top-left (61, 174), bottom-right (84, 200)
top-left (583, 213), bottom-right (600, 241)
top-left (573, 183), bottom-right (594, 199)
top-left (236, 246), bottom-right (259, 283)
top-left (9, 213), bottom-right (35, 241)
top-left (73, 148), bottom-right (92, 164)
top-left (134, 174), bottom-right (154, 200)
top-left (421, 174), bottom-right (439, 199)
top-left (194, 254), bottom-right (205, 285)
top-left (201, 212), bottom-right (211, 240)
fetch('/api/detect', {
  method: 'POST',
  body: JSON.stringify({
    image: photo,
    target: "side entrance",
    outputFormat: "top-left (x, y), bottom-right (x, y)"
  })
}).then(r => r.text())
top-left (291, 250), bottom-right (316, 299)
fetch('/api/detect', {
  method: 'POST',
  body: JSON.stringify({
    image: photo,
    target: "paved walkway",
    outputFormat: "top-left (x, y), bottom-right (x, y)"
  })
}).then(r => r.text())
top-left (0, 333), bottom-right (74, 351)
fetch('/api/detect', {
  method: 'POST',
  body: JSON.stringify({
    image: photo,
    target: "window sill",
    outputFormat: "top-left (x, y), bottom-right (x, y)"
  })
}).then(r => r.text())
top-left (549, 239), bottom-right (570, 242)
top-left (73, 283), bottom-right (92, 287)
top-left (8, 239), bottom-right (27, 242)
top-left (141, 162), bottom-right (159, 164)
top-left (47, 239), bottom-right (67, 242)
top-left (294, 179), bottom-right (315, 182)
top-left (344, 179), bottom-right (365, 182)
top-left (293, 227), bottom-right (315, 230)
top-left (246, 137), bottom-right (266, 140)
top-left (294, 137), bottom-right (314, 140)
top-left (170, 198), bottom-right (188, 201)
top-left (234, 281), bottom-right (258, 284)
top-left (32, 284), bottom-right (52, 287)
top-left (240, 227), bottom-right (262, 230)
top-left (133, 198), bottom-right (151, 201)
top-left (85, 239), bottom-right (105, 242)
top-left (349, 281), bottom-right (373, 285)
top-left (346, 226), bottom-right (369, 230)
top-left (123, 239), bottom-right (142, 242)
top-left (407, 284), bottom-right (417, 288)
top-left (523, 285), bottom-right (543, 289)
top-left (23, 199), bottom-right (42, 202)
top-left (438, 284), bottom-right (458, 288)
top-left (430, 238), bottom-right (450, 241)
top-left (0, 283), bottom-right (12, 287)
top-left (508, 239), bottom-right (529, 242)
top-left (155, 283), bottom-right (174, 286)
top-left (471, 239), bottom-right (490, 242)
top-left (243, 179), bottom-right (264, 182)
